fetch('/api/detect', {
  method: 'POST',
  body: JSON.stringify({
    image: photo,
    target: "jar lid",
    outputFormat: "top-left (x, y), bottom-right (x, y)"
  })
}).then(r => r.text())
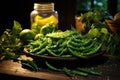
top-left (34, 2), bottom-right (54, 10)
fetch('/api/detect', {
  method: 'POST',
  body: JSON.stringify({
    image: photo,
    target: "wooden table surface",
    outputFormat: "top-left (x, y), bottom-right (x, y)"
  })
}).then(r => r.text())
top-left (0, 55), bottom-right (120, 80)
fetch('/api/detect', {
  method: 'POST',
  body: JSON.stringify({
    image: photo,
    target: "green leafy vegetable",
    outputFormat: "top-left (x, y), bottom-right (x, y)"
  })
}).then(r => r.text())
top-left (0, 20), bottom-right (23, 60)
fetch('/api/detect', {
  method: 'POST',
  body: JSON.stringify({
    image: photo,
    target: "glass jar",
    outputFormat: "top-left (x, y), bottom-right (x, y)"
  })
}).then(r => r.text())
top-left (30, 2), bottom-right (58, 34)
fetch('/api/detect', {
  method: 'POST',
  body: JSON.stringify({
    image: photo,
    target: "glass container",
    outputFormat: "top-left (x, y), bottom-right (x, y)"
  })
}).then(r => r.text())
top-left (30, 2), bottom-right (58, 34)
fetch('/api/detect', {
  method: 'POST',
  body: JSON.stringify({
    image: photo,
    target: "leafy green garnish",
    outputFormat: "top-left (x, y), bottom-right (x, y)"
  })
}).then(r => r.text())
top-left (0, 20), bottom-right (23, 60)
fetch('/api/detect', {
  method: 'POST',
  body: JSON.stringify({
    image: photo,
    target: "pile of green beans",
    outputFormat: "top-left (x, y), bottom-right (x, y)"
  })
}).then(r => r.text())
top-left (45, 61), bottom-right (102, 77)
top-left (25, 29), bottom-right (103, 58)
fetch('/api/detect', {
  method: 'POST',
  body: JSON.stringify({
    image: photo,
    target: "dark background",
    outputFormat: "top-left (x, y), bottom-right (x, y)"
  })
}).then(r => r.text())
top-left (0, 0), bottom-right (76, 35)
top-left (0, 0), bottom-right (118, 35)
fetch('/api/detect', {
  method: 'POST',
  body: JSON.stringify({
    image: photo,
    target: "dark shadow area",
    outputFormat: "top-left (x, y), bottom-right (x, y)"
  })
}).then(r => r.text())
top-left (0, 0), bottom-right (76, 36)
top-left (0, 73), bottom-right (44, 80)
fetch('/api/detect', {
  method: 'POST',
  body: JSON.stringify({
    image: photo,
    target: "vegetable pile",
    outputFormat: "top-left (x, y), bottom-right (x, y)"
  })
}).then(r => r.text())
top-left (45, 61), bottom-right (102, 77)
top-left (0, 21), bottom-right (103, 77)
top-left (75, 8), bottom-right (120, 57)
top-left (25, 28), bottom-right (103, 59)
top-left (1, 8), bottom-right (120, 78)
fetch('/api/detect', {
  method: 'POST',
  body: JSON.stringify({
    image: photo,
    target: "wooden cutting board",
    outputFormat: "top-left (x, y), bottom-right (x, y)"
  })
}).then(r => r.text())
top-left (0, 60), bottom-right (73, 80)
top-left (0, 55), bottom-right (120, 80)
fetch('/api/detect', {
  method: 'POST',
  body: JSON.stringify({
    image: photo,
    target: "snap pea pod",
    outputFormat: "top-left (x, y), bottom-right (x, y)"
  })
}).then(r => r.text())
top-left (59, 48), bottom-right (68, 56)
top-left (70, 38), bottom-right (92, 47)
top-left (76, 68), bottom-right (102, 76)
top-left (46, 48), bottom-right (59, 57)
top-left (63, 67), bottom-right (88, 77)
top-left (81, 43), bottom-right (102, 56)
top-left (45, 39), bottom-right (66, 55)
top-left (68, 43), bottom-right (102, 58)
top-left (36, 48), bottom-right (46, 55)
top-left (71, 35), bottom-right (81, 41)
top-left (68, 48), bottom-right (87, 58)
top-left (46, 30), bottom-right (72, 39)
top-left (60, 54), bottom-right (73, 58)
top-left (25, 40), bottom-right (42, 51)
top-left (60, 40), bottom-right (68, 47)
top-left (46, 43), bottom-right (58, 51)
top-left (67, 44), bottom-right (80, 51)
top-left (45, 61), bottom-right (62, 72)
top-left (72, 33), bottom-right (91, 39)
top-left (72, 70), bottom-right (88, 77)
top-left (56, 38), bottom-right (64, 46)
top-left (82, 42), bottom-right (101, 52)
top-left (67, 41), bottom-right (95, 52)
top-left (21, 60), bottom-right (39, 71)
top-left (46, 45), bottom-right (57, 50)
top-left (57, 46), bottom-right (64, 52)
top-left (63, 67), bottom-right (74, 77)
top-left (79, 34), bottom-right (91, 39)
top-left (30, 41), bottom-right (48, 53)
top-left (28, 42), bottom-right (40, 48)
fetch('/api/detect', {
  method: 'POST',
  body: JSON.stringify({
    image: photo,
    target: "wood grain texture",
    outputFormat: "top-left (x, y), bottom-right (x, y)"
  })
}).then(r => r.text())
top-left (0, 55), bottom-right (120, 80)
top-left (0, 60), bottom-right (71, 80)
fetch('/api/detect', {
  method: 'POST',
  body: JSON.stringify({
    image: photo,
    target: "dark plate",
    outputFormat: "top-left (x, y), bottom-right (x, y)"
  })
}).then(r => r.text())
top-left (23, 48), bottom-right (104, 61)
top-left (23, 48), bottom-right (78, 61)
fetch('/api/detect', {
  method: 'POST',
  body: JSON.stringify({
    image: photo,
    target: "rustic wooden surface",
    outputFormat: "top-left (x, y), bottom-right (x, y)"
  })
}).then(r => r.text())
top-left (0, 55), bottom-right (120, 80)
top-left (0, 60), bottom-right (71, 80)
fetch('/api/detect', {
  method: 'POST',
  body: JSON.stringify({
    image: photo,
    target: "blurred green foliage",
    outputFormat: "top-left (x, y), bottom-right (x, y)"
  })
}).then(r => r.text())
top-left (118, 0), bottom-right (120, 11)
top-left (76, 0), bottom-right (108, 13)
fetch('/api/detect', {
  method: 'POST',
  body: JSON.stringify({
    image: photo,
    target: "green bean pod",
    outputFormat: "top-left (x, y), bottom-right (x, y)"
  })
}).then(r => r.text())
top-left (36, 48), bottom-right (46, 55)
top-left (30, 41), bottom-right (48, 53)
top-left (81, 43), bottom-right (102, 56)
top-left (70, 38), bottom-right (92, 47)
top-left (68, 40), bottom-right (96, 51)
top-left (45, 61), bottom-right (62, 72)
top-left (63, 67), bottom-right (74, 77)
top-left (72, 70), bottom-right (88, 77)
top-left (60, 54), bottom-right (73, 58)
top-left (76, 68), bottom-right (102, 76)
top-left (46, 48), bottom-right (59, 57)
top-left (59, 48), bottom-right (68, 56)
top-left (57, 46), bottom-right (64, 52)
top-left (56, 39), bottom-right (64, 46)
top-left (68, 48), bottom-right (87, 58)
